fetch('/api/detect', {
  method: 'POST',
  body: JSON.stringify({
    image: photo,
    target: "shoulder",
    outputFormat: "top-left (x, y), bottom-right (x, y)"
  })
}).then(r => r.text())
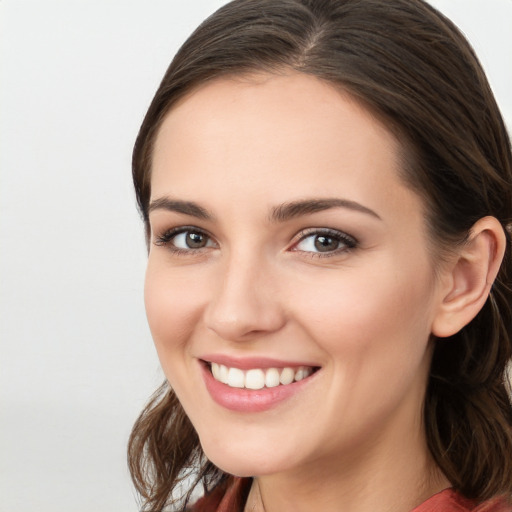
top-left (473, 497), bottom-right (512, 512)
top-left (412, 489), bottom-right (512, 512)
top-left (187, 482), bottom-right (511, 512)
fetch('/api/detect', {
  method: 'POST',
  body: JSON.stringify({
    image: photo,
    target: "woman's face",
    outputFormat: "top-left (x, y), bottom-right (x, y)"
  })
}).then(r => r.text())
top-left (145, 73), bottom-right (447, 477)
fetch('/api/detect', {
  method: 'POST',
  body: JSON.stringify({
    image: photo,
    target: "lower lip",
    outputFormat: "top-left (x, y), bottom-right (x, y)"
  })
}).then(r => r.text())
top-left (201, 363), bottom-right (317, 413)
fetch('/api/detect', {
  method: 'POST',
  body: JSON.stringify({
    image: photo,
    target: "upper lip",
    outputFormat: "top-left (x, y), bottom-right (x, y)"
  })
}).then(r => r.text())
top-left (199, 354), bottom-right (320, 370)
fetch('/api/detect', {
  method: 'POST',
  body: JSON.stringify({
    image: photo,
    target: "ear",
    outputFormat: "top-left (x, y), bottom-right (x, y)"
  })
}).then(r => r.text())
top-left (431, 216), bottom-right (506, 338)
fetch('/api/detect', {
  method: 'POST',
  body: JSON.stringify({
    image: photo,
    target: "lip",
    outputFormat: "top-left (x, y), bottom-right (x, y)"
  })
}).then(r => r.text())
top-left (199, 358), bottom-right (320, 413)
top-left (200, 354), bottom-right (318, 370)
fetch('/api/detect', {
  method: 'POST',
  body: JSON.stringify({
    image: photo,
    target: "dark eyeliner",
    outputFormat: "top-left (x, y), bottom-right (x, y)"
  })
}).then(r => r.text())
top-left (153, 226), bottom-right (211, 248)
top-left (293, 227), bottom-right (358, 257)
top-left (154, 226), bottom-right (185, 246)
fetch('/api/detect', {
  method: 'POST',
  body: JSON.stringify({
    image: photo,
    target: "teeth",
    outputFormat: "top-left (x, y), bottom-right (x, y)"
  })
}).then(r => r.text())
top-left (219, 364), bottom-right (229, 384)
top-left (227, 367), bottom-right (245, 388)
top-left (280, 367), bottom-right (295, 385)
top-left (295, 368), bottom-right (305, 381)
top-left (210, 363), bottom-right (315, 389)
top-left (265, 368), bottom-right (280, 388)
top-left (245, 369), bottom-right (265, 390)
top-left (211, 362), bottom-right (221, 381)
top-left (294, 367), bottom-right (313, 381)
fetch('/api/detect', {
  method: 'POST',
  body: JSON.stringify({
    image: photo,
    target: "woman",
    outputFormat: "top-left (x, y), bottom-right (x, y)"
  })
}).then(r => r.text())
top-left (128, 1), bottom-right (512, 510)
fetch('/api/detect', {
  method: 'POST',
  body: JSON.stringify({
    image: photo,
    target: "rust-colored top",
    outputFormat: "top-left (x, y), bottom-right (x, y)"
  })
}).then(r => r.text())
top-left (190, 477), bottom-right (511, 512)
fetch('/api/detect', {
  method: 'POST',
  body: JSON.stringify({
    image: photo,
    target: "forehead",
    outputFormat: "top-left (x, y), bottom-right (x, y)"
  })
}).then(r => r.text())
top-left (151, 72), bottom-right (421, 223)
top-left (154, 72), bottom-right (400, 162)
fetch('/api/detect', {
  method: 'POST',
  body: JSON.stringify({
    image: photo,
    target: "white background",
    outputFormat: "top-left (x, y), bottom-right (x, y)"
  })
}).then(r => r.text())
top-left (1, 1), bottom-right (511, 511)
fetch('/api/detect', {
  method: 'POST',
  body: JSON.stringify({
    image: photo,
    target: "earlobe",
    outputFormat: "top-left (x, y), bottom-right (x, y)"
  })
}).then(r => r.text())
top-left (431, 216), bottom-right (506, 338)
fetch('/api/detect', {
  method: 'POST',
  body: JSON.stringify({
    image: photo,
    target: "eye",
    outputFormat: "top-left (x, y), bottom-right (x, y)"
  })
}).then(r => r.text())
top-left (154, 227), bottom-right (216, 252)
top-left (173, 231), bottom-right (211, 249)
top-left (293, 229), bottom-right (357, 255)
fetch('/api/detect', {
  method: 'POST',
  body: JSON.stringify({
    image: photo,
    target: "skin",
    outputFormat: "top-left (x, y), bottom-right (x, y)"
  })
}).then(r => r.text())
top-left (145, 72), bottom-right (455, 512)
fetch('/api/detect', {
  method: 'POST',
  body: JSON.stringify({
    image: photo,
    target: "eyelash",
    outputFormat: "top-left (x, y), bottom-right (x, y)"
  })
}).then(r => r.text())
top-left (292, 228), bottom-right (358, 258)
top-left (153, 226), bottom-right (358, 258)
top-left (154, 226), bottom-right (215, 255)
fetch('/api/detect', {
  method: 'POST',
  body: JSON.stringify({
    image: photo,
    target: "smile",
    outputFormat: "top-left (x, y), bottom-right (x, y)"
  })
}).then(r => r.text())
top-left (210, 362), bottom-right (316, 390)
top-left (201, 359), bottom-right (321, 412)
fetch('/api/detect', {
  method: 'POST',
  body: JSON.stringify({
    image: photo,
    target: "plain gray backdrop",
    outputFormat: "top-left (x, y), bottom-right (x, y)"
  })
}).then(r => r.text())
top-left (1, 1), bottom-right (511, 511)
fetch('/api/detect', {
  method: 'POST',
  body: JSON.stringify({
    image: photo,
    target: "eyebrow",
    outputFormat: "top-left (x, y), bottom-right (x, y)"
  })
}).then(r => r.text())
top-left (270, 198), bottom-right (381, 222)
top-left (148, 196), bottom-right (381, 222)
top-left (148, 198), bottom-right (213, 220)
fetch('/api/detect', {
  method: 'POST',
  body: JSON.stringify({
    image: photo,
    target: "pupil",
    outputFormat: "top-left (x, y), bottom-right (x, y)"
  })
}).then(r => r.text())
top-left (187, 232), bottom-right (206, 248)
top-left (314, 235), bottom-right (338, 252)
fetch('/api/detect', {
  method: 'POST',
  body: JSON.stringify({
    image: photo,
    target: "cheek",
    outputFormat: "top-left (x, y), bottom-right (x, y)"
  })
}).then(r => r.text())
top-left (287, 263), bottom-right (435, 442)
top-left (144, 260), bottom-right (207, 357)
top-left (288, 258), bottom-right (435, 364)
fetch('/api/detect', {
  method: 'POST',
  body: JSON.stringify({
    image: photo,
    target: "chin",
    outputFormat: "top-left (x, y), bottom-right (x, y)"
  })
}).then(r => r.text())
top-left (199, 435), bottom-right (294, 477)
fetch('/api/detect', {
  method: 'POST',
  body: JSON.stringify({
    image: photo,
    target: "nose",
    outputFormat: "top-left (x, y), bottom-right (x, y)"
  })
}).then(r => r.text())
top-left (203, 254), bottom-right (286, 342)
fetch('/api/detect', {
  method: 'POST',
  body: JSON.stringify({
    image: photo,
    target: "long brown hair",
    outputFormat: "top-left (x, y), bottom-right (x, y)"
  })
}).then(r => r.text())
top-left (128, 1), bottom-right (512, 510)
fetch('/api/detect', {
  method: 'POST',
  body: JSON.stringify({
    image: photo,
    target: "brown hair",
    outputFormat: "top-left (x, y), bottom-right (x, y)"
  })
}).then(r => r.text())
top-left (129, 0), bottom-right (512, 510)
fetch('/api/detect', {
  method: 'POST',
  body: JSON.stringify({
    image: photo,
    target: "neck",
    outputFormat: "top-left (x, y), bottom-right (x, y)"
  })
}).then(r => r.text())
top-left (244, 410), bottom-right (449, 512)
top-left (246, 461), bottom-right (449, 512)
